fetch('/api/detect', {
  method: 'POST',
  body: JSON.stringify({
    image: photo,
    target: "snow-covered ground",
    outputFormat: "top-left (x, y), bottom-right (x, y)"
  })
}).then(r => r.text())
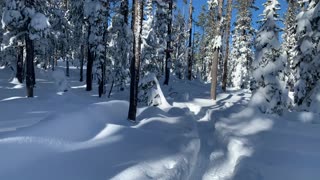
top-left (0, 62), bottom-right (319, 180)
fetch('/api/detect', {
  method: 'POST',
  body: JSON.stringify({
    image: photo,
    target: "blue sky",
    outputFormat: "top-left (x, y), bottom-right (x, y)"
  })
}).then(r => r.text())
top-left (177, 0), bottom-right (288, 34)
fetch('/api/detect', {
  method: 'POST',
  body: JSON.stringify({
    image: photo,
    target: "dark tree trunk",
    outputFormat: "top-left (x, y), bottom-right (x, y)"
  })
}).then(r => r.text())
top-left (16, 45), bottom-right (24, 83)
top-left (128, 0), bottom-right (143, 121)
top-left (164, 0), bottom-right (173, 85)
top-left (25, 35), bottom-right (35, 98)
top-left (187, 0), bottom-right (193, 81)
top-left (222, 0), bottom-right (233, 92)
top-left (80, 45), bottom-right (84, 82)
top-left (86, 46), bottom-right (93, 91)
top-left (86, 23), bottom-right (93, 91)
top-left (51, 51), bottom-right (55, 71)
top-left (98, 0), bottom-right (109, 97)
top-left (66, 58), bottom-right (70, 77)
top-left (211, 0), bottom-right (223, 100)
top-left (98, 60), bottom-right (105, 97)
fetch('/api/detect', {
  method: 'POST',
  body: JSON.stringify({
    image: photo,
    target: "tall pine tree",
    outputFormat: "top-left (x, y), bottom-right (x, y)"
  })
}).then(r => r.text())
top-left (251, 0), bottom-right (286, 114)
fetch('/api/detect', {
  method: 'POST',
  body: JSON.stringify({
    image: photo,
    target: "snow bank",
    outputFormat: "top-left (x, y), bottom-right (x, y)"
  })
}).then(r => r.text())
top-left (205, 105), bottom-right (320, 180)
top-left (0, 99), bottom-right (199, 180)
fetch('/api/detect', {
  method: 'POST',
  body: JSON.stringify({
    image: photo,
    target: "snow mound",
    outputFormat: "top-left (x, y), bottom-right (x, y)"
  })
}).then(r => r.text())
top-left (0, 100), bottom-right (199, 180)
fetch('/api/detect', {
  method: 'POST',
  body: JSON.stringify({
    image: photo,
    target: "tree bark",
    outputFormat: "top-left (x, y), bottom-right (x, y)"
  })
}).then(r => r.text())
top-left (80, 44), bottom-right (84, 82)
top-left (66, 58), bottom-right (70, 77)
top-left (86, 48), bottom-right (93, 91)
top-left (99, 0), bottom-right (109, 98)
top-left (128, 0), bottom-right (143, 121)
top-left (164, 0), bottom-right (173, 85)
top-left (187, 0), bottom-right (193, 81)
top-left (211, 0), bottom-right (223, 100)
top-left (86, 24), bottom-right (93, 91)
top-left (25, 35), bottom-right (35, 98)
top-left (222, 0), bottom-right (233, 92)
top-left (16, 45), bottom-right (24, 83)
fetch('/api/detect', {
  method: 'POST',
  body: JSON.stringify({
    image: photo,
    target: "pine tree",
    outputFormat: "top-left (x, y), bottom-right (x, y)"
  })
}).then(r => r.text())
top-left (2, 0), bottom-right (50, 97)
top-left (251, 0), bottom-right (286, 114)
top-left (141, 0), bottom-right (158, 76)
top-left (195, 5), bottom-right (212, 82)
top-left (69, 0), bottom-right (85, 81)
top-left (230, 0), bottom-right (255, 89)
top-left (154, 1), bottom-right (168, 77)
top-left (282, 0), bottom-right (299, 91)
top-left (221, 0), bottom-right (233, 91)
top-left (172, 10), bottom-right (188, 80)
top-left (107, 2), bottom-right (132, 92)
top-left (163, 0), bottom-right (173, 85)
top-left (208, 0), bottom-right (223, 100)
top-left (139, 0), bottom-right (161, 106)
top-left (187, 0), bottom-right (193, 80)
top-left (292, 0), bottom-right (320, 110)
top-left (84, 0), bottom-right (109, 94)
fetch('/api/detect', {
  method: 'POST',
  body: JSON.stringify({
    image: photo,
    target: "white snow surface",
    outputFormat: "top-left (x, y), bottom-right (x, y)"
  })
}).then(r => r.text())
top-left (0, 61), bottom-right (319, 180)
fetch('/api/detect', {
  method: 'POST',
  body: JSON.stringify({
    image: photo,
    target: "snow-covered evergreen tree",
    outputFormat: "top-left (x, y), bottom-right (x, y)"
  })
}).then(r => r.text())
top-left (139, 0), bottom-right (160, 106)
top-left (230, 0), bottom-right (255, 89)
top-left (282, 0), bottom-right (299, 91)
top-left (251, 0), bottom-right (286, 114)
top-left (292, 0), bottom-right (320, 110)
top-left (154, 1), bottom-right (168, 76)
top-left (2, 0), bottom-right (50, 97)
top-left (141, 0), bottom-right (159, 76)
top-left (69, 0), bottom-right (85, 80)
top-left (107, 10), bottom-right (132, 91)
top-left (195, 5), bottom-right (212, 82)
top-left (172, 10), bottom-right (188, 80)
top-left (84, 0), bottom-right (109, 93)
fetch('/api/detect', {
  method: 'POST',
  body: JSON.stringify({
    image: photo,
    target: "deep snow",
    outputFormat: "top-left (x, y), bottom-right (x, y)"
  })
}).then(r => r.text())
top-left (0, 62), bottom-right (319, 180)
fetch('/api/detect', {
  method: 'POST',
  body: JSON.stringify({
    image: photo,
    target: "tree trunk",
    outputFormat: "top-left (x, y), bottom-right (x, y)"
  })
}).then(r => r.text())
top-left (164, 0), bottom-right (173, 85)
top-left (86, 48), bottom-right (93, 91)
top-left (187, 0), bottom-right (193, 80)
top-left (66, 58), bottom-right (70, 77)
top-left (80, 44), bottom-right (84, 82)
top-left (16, 45), bottom-right (24, 83)
top-left (51, 49), bottom-right (55, 71)
top-left (211, 0), bottom-right (223, 100)
top-left (99, 0), bottom-right (109, 98)
top-left (128, 0), bottom-right (143, 121)
top-left (86, 24), bottom-right (94, 92)
top-left (222, 0), bottom-right (233, 92)
top-left (25, 35), bottom-right (35, 98)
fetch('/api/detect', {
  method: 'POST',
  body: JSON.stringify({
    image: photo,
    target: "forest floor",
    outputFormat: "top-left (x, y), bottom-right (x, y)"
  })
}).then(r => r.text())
top-left (0, 61), bottom-right (320, 180)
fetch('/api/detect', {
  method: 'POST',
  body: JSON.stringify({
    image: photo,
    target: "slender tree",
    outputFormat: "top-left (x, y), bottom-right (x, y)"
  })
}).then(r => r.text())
top-left (128, 0), bottom-right (143, 121)
top-left (292, 0), bottom-right (320, 109)
top-left (282, 0), bottom-right (299, 91)
top-left (230, 0), bottom-right (255, 89)
top-left (187, 0), bottom-right (193, 80)
top-left (221, 0), bottom-right (233, 91)
top-left (98, 0), bottom-right (109, 97)
top-left (209, 0), bottom-right (223, 100)
top-left (163, 0), bottom-right (173, 85)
